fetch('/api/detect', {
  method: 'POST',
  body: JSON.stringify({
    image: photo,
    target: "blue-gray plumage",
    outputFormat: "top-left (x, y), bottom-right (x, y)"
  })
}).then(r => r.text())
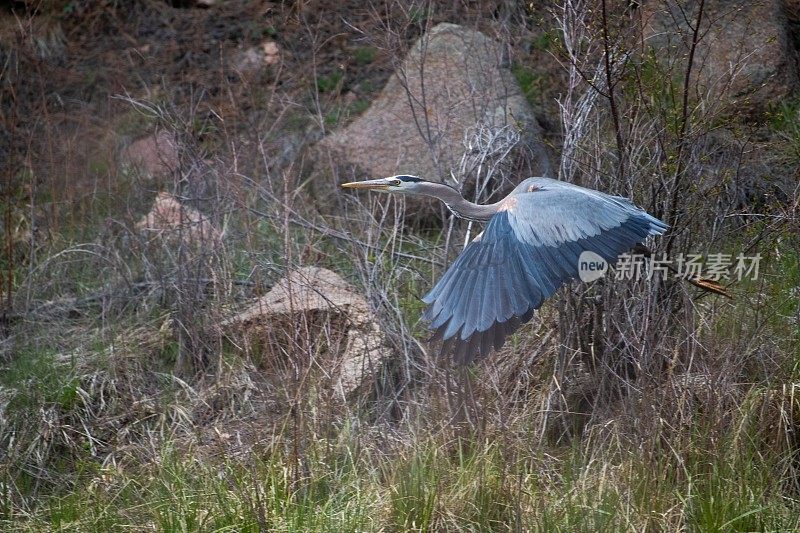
top-left (342, 175), bottom-right (722, 365)
top-left (421, 178), bottom-right (667, 363)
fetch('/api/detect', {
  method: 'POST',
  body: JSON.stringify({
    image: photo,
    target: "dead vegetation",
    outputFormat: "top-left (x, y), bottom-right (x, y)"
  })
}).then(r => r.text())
top-left (1, 0), bottom-right (800, 530)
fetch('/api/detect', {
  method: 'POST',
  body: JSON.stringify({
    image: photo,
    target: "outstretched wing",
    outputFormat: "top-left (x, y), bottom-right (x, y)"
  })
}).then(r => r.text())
top-left (421, 182), bottom-right (667, 364)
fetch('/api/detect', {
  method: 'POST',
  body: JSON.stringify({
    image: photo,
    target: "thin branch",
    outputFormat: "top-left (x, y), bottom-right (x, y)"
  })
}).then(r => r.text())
top-left (601, 0), bottom-right (626, 180)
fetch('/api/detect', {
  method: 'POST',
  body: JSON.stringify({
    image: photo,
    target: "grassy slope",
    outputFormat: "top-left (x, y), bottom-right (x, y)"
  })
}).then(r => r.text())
top-left (2, 1), bottom-right (800, 531)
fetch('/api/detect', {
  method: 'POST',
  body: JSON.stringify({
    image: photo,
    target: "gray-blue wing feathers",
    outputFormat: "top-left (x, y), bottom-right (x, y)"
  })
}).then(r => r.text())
top-left (422, 183), bottom-right (667, 364)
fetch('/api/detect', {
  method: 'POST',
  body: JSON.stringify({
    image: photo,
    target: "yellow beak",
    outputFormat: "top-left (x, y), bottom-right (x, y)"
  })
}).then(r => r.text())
top-left (340, 179), bottom-right (391, 191)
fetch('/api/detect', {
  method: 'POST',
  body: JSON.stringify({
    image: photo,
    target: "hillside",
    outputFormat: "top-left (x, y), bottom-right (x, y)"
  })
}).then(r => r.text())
top-left (2, 0), bottom-right (799, 530)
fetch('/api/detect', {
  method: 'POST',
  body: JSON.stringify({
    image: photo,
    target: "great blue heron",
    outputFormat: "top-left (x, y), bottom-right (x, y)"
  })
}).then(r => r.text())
top-left (342, 175), bottom-right (727, 364)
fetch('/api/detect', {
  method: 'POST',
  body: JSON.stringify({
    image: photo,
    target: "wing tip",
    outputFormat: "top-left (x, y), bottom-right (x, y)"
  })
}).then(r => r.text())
top-left (639, 214), bottom-right (668, 236)
top-left (429, 311), bottom-right (536, 365)
top-left (647, 214), bottom-right (669, 235)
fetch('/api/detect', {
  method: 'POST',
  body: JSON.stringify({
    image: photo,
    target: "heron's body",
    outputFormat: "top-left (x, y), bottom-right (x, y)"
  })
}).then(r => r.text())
top-left (342, 175), bottom-right (720, 364)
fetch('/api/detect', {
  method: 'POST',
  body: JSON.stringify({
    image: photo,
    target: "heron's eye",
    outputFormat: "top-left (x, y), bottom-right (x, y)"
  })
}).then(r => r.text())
top-left (391, 179), bottom-right (402, 186)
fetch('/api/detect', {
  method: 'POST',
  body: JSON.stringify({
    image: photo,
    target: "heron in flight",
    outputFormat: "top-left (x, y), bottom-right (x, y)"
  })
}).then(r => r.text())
top-left (342, 175), bottom-right (726, 364)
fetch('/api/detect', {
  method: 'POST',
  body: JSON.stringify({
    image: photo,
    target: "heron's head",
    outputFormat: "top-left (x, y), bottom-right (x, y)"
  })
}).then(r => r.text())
top-left (340, 175), bottom-right (425, 195)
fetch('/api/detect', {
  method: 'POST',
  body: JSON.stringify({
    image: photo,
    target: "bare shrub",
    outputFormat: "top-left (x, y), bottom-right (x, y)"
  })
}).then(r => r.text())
top-left (1, 1), bottom-right (798, 527)
top-left (532, 0), bottom-right (800, 454)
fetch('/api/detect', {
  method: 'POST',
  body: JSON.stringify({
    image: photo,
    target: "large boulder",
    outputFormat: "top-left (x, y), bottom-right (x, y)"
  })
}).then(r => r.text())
top-left (641, 0), bottom-right (798, 115)
top-left (322, 23), bottom-right (551, 192)
top-left (121, 130), bottom-right (180, 178)
top-left (135, 191), bottom-right (223, 250)
top-left (220, 267), bottom-right (389, 396)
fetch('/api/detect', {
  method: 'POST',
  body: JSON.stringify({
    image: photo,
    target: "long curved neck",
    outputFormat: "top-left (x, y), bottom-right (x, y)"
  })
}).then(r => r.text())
top-left (419, 182), bottom-right (502, 221)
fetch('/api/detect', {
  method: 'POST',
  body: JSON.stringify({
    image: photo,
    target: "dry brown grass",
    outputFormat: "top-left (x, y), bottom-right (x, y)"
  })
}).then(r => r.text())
top-left (1, 1), bottom-right (799, 529)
